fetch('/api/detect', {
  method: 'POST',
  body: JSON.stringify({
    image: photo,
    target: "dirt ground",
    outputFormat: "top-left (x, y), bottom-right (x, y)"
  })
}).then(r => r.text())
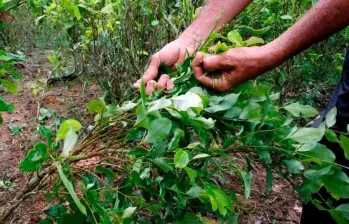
top-left (0, 49), bottom-right (101, 223)
top-left (0, 49), bottom-right (301, 224)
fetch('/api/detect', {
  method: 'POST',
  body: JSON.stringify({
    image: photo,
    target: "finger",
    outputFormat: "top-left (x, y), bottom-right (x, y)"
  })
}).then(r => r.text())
top-left (143, 53), bottom-right (161, 83)
top-left (166, 79), bottom-right (174, 91)
top-left (146, 80), bottom-right (156, 95)
top-left (192, 52), bottom-right (214, 88)
top-left (156, 74), bottom-right (170, 90)
top-left (133, 79), bottom-right (142, 89)
top-left (203, 52), bottom-right (231, 72)
top-left (208, 45), bottom-right (216, 54)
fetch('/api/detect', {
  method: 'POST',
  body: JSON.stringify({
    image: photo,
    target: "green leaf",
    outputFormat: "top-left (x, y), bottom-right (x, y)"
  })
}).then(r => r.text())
top-left (239, 102), bottom-right (261, 120)
top-left (39, 126), bottom-right (53, 147)
top-left (202, 184), bottom-right (233, 216)
top-left (282, 159), bottom-right (304, 174)
top-left (243, 37), bottom-right (264, 46)
top-left (302, 144), bottom-right (336, 163)
top-left (62, 0), bottom-right (81, 20)
top-left (57, 119), bottom-right (82, 141)
top-left (135, 106), bottom-right (151, 129)
top-left (0, 97), bottom-right (14, 112)
top-left (214, 42), bottom-right (230, 54)
top-left (186, 142), bottom-right (200, 149)
top-left (151, 20), bottom-right (159, 26)
top-left (1, 79), bottom-right (19, 93)
top-left (340, 135), bottom-right (349, 160)
top-left (45, 204), bottom-right (68, 218)
top-left (283, 103), bottom-right (318, 117)
top-left (61, 129), bottom-right (78, 157)
top-left (304, 165), bottom-right (332, 180)
top-left (298, 141), bottom-right (317, 152)
top-left (223, 106), bottom-right (242, 119)
top-left (184, 167), bottom-right (197, 185)
top-left (168, 128), bottom-right (184, 150)
top-left (101, 3), bottom-right (113, 14)
top-left (326, 107), bottom-right (337, 128)
top-left (234, 161), bottom-right (252, 200)
top-left (227, 30), bottom-right (243, 46)
top-left (192, 154), bottom-right (210, 160)
top-left (186, 186), bottom-right (203, 198)
top-left (284, 102), bottom-right (303, 116)
top-left (19, 143), bottom-right (48, 172)
top-left (55, 162), bottom-right (87, 215)
top-left (152, 158), bottom-right (173, 172)
top-left (86, 99), bottom-right (105, 114)
top-left (0, 50), bottom-right (26, 62)
top-left (118, 101), bottom-right (137, 112)
top-left (172, 92), bottom-right (203, 112)
top-left (330, 210), bottom-right (349, 224)
top-left (9, 125), bottom-right (22, 136)
top-left (123, 207), bottom-right (137, 218)
top-left (289, 128), bottom-right (322, 143)
top-left (325, 129), bottom-right (339, 143)
top-left (322, 170), bottom-right (349, 199)
top-left (73, 5), bottom-right (81, 20)
top-left (281, 14), bottom-right (293, 20)
top-left (205, 93), bottom-right (240, 113)
top-left (297, 179), bottom-right (323, 202)
top-left (174, 149), bottom-right (190, 169)
top-left (256, 149), bottom-right (271, 165)
top-left (140, 79), bottom-right (147, 108)
top-left (335, 204), bottom-right (349, 220)
top-left (191, 117), bottom-right (215, 129)
top-left (148, 97), bottom-right (171, 112)
top-left (144, 117), bottom-right (172, 143)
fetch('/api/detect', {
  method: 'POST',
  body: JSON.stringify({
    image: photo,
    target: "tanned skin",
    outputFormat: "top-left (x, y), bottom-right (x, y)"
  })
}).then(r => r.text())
top-left (135, 0), bottom-right (349, 94)
top-left (133, 0), bottom-right (253, 95)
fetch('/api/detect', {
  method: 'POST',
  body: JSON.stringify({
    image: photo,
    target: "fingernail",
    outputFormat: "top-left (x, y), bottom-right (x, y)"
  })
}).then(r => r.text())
top-left (166, 79), bottom-right (174, 90)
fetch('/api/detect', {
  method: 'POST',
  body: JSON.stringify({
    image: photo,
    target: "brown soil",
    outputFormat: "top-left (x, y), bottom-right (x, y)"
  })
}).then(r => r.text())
top-left (230, 158), bottom-right (301, 224)
top-left (0, 49), bottom-right (301, 224)
top-left (0, 49), bottom-right (101, 223)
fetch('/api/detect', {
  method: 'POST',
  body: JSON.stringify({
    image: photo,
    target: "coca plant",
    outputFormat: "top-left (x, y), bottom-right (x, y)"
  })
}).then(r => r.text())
top-left (16, 30), bottom-right (349, 224)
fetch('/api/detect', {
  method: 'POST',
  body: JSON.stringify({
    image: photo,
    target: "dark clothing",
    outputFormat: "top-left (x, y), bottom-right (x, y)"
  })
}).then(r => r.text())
top-left (313, 47), bottom-right (349, 129)
top-left (302, 47), bottom-right (349, 223)
top-left (328, 46), bottom-right (349, 129)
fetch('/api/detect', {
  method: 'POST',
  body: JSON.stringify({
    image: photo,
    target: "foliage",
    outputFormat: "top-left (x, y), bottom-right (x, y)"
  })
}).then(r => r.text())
top-left (0, 0), bottom-right (26, 124)
top-left (18, 0), bottom-right (203, 96)
top-left (16, 30), bottom-right (349, 223)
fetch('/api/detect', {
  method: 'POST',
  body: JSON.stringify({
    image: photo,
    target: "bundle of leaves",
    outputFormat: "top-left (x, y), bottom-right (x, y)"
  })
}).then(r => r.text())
top-left (3, 30), bottom-right (349, 224)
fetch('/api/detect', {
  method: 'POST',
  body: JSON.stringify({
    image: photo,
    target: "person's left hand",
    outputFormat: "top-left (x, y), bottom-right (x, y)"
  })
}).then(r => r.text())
top-left (192, 45), bottom-right (281, 92)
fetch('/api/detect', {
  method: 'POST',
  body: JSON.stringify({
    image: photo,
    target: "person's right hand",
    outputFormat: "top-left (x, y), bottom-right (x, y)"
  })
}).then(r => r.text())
top-left (133, 39), bottom-right (195, 95)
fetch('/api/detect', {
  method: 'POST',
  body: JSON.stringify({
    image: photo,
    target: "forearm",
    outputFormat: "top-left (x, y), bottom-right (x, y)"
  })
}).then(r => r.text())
top-left (179, 0), bottom-right (253, 46)
top-left (268, 0), bottom-right (349, 66)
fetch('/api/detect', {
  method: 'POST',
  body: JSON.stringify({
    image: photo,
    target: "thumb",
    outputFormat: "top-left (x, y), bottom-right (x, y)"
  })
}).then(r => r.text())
top-left (203, 52), bottom-right (231, 72)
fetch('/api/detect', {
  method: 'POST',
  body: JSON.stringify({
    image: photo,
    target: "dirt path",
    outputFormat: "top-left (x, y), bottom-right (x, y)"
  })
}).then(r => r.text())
top-left (0, 49), bottom-right (101, 223)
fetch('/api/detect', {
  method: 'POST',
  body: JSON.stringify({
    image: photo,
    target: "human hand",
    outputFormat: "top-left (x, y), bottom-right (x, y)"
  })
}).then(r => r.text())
top-left (192, 45), bottom-right (282, 92)
top-left (133, 39), bottom-right (196, 95)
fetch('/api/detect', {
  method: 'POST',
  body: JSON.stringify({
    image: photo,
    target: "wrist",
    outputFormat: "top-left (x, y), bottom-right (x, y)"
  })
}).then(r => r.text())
top-left (262, 42), bottom-right (288, 69)
top-left (178, 30), bottom-right (207, 49)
